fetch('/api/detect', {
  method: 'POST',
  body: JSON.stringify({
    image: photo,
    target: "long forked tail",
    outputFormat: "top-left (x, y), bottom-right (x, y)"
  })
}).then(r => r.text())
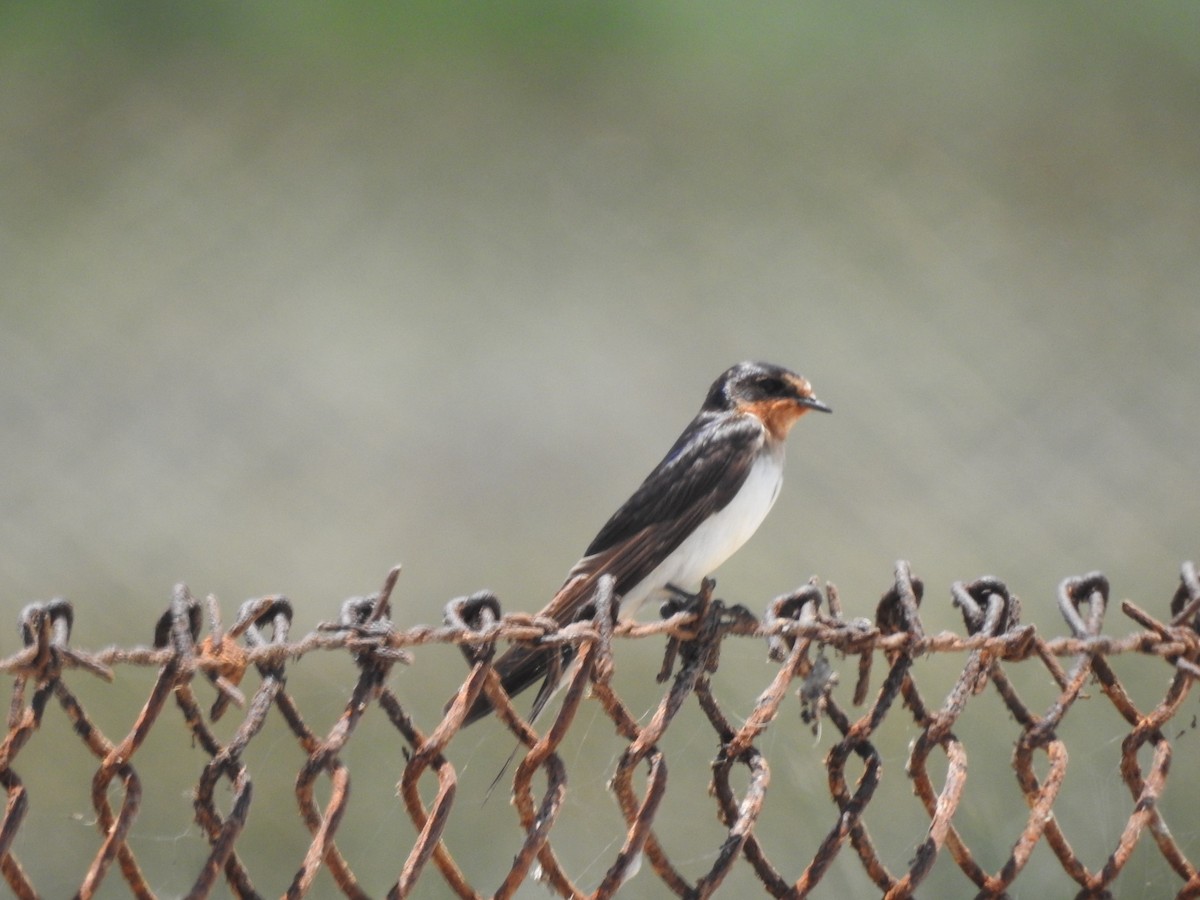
top-left (452, 571), bottom-right (614, 726)
top-left (459, 642), bottom-right (574, 726)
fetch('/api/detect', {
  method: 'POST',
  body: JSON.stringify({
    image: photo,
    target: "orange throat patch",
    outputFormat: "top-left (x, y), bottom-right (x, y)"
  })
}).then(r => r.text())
top-left (740, 397), bottom-right (812, 441)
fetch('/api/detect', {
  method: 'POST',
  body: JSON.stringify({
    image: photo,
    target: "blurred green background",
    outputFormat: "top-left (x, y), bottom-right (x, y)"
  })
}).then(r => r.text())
top-left (2, 2), bottom-right (1198, 897)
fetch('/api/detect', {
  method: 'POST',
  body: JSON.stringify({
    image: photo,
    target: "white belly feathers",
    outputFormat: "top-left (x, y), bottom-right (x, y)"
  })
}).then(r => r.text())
top-left (617, 445), bottom-right (785, 616)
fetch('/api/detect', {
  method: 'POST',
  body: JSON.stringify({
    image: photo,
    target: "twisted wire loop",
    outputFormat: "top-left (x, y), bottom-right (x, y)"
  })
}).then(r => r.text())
top-left (1, 562), bottom-right (1199, 898)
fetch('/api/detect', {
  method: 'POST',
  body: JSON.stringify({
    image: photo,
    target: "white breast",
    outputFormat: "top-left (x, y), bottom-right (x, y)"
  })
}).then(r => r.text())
top-left (618, 445), bottom-right (785, 617)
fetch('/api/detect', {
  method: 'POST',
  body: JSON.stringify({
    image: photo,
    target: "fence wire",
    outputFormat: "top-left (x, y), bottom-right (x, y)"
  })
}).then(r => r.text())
top-left (3, 560), bottom-right (1200, 899)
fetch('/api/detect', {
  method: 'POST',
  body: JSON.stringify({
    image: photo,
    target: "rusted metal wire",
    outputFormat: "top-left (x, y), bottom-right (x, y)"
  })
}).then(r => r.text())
top-left (2, 561), bottom-right (1199, 898)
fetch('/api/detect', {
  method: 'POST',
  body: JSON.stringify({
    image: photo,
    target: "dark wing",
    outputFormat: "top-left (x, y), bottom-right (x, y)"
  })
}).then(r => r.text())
top-left (579, 411), bottom-right (766, 587)
top-left (458, 411), bottom-right (765, 726)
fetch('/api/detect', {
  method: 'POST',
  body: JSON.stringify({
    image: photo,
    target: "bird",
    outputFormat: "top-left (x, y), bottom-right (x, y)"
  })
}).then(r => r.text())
top-left (460, 361), bottom-right (830, 726)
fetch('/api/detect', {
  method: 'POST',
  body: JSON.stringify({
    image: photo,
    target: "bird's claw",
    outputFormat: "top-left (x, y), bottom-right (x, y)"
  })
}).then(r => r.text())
top-left (659, 582), bottom-right (707, 618)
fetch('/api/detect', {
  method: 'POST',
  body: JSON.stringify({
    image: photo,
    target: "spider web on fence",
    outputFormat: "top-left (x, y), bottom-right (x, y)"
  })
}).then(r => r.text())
top-left (2, 560), bottom-right (1199, 899)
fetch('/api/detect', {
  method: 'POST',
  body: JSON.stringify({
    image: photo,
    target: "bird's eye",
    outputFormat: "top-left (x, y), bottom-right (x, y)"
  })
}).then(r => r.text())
top-left (758, 377), bottom-right (785, 394)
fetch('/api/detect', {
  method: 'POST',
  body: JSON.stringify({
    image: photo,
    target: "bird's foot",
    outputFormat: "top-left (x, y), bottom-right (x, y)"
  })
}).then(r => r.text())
top-left (659, 580), bottom-right (713, 618)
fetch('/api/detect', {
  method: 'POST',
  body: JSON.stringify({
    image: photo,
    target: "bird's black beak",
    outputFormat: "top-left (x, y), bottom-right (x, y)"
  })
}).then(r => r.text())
top-left (800, 395), bottom-right (832, 414)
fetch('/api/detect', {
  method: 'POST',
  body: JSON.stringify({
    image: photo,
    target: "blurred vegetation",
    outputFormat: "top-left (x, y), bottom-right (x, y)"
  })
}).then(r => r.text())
top-left (1, 2), bottom-right (1198, 896)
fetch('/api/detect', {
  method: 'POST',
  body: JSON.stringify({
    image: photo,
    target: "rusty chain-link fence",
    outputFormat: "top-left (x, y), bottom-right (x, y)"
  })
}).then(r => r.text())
top-left (4, 560), bottom-right (1200, 899)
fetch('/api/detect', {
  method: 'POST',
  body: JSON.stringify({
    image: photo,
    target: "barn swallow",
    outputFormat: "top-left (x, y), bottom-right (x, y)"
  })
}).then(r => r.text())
top-left (461, 361), bottom-right (830, 725)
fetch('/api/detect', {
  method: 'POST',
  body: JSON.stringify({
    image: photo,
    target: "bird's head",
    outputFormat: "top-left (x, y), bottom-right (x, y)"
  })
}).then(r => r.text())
top-left (706, 361), bottom-right (831, 439)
